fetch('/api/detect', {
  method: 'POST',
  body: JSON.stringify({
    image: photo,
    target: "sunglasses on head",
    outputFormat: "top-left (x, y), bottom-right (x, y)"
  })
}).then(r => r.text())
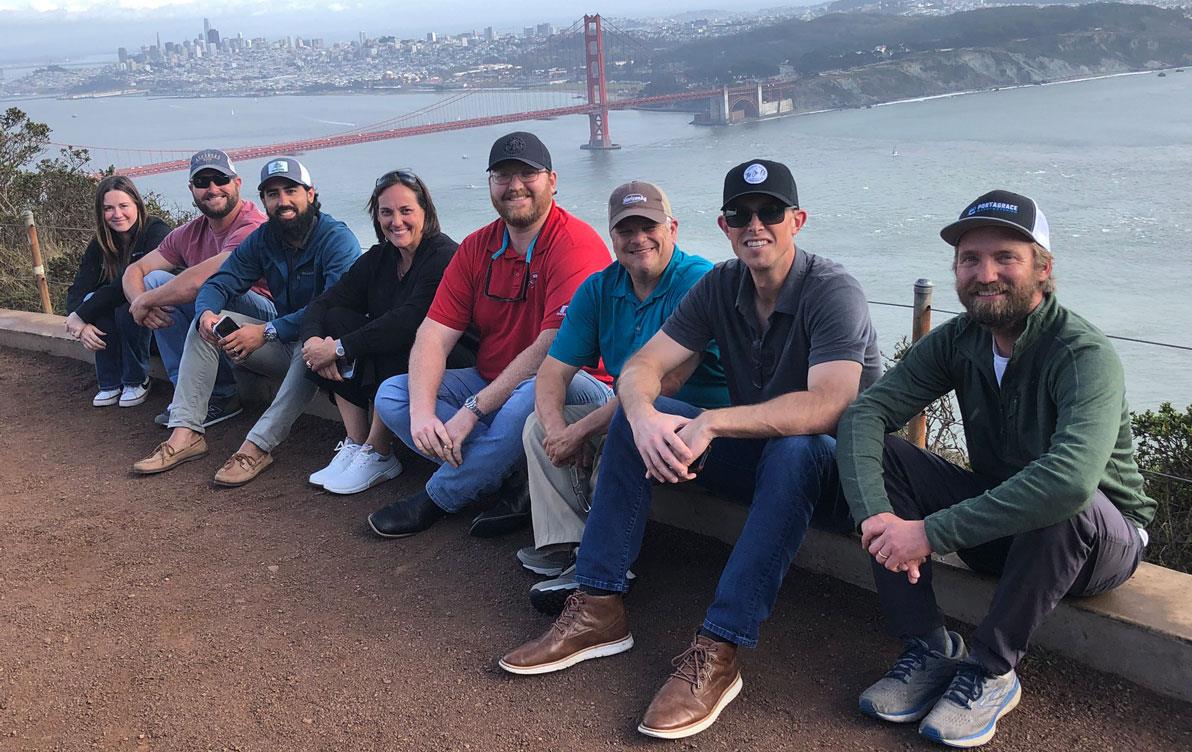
top-left (722, 204), bottom-right (790, 228)
top-left (375, 168), bottom-right (419, 189)
top-left (191, 174), bottom-right (233, 189)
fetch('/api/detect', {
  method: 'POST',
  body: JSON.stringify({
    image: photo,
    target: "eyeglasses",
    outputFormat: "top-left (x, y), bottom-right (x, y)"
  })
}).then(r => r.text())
top-left (375, 168), bottom-right (418, 189)
top-left (191, 174), bottom-right (233, 189)
top-left (722, 204), bottom-right (789, 228)
top-left (488, 167), bottom-right (547, 186)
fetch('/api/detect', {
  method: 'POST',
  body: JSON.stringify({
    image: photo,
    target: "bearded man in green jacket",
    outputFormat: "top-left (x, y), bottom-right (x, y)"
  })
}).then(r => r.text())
top-left (836, 190), bottom-right (1156, 749)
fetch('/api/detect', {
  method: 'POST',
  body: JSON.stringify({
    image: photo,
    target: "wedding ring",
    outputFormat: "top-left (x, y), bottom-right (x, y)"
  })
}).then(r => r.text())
top-left (877, 552), bottom-right (889, 561)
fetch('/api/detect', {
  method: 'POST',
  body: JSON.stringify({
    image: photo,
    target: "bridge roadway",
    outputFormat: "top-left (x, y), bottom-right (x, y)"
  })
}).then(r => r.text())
top-left (114, 86), bottom-right (762, 178)
top-left (1, 345), bottom-right (1188, 749)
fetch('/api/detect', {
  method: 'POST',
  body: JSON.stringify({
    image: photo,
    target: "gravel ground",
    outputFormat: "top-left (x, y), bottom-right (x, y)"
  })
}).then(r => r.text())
top-left (1, 346), bottom-right (1189, 751)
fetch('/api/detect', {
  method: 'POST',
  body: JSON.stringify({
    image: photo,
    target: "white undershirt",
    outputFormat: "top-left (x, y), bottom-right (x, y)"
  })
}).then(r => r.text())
top-left (992, 340), bottom-right (1010, 386)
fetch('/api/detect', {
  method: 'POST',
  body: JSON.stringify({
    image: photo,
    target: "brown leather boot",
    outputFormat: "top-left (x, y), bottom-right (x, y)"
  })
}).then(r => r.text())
top-left (638, 635), bottom-right (743, 739)
top-left (499, 591), bottom-right (633, 675)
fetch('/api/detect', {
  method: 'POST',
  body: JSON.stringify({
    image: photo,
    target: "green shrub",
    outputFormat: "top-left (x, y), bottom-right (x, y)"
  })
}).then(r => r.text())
top-left (1131, 403), bottom-right (1192, 573)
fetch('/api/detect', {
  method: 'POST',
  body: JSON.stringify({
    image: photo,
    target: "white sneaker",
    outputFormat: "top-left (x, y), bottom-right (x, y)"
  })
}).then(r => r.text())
top-left (93, 388), bottom-right (121, 407)
top-left (323, 444), bottom-right (403, 495)
top-left (119, 380), bottom-right (151, 407)
top-left (309, 439), bottom-right (361, 486)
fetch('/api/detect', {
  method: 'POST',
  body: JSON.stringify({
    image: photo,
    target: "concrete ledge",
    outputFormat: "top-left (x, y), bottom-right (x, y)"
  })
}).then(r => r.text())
top-left (4, 307), bottom-right (1191, 703)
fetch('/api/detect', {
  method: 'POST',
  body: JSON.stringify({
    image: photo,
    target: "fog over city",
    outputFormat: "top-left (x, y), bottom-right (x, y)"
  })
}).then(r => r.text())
top-left (1, 0), bottom-right (803, 62)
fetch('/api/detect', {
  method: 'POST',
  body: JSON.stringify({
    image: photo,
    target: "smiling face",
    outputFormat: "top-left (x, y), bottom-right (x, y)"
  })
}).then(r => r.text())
top-left (260, 178), bottom-right (314, 224)
top-left (102, 189), bottom-right (140, 235)
top-left (954, 226), bottom-right (1050, 330)
top-left (190, 169), bottom-right (242, 220)
top-left (610, 215), bottom-right (677, 284)
top-left (377, 182), bottom-right (426, 252)
top-left (488, 159), bottom-right (556, 230)
top-left (717, 194), bottom-right (806, 274)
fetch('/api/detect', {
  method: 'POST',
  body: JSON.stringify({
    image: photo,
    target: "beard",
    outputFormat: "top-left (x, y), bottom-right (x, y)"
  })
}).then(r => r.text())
top-left (495, 187), bottom-right (552, 229)
top-left (957, 278), bottom-right (1040, 331)
top-left (194, 191), bottom-right (239, 220)
top-left (268, 204), bottom-right (319, 246)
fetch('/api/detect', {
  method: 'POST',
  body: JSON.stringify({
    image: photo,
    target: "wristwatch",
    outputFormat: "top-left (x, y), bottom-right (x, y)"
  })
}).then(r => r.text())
top-left (334, 339), bottom-right (346, 358)
top-left (263, 322), bottom-right (279, 343)
top-left (463, 394), bottom-right (485, 419)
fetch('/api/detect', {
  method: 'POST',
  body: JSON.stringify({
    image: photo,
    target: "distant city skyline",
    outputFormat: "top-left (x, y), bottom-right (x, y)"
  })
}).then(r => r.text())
top-left (0, 0), bottom-right (807, 64)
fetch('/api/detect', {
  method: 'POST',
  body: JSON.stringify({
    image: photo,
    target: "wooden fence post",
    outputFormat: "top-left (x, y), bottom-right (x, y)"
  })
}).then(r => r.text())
top-left (22, 210), bottom-right (53, 315)
top-left (907, 278), bottom-right (933, 448)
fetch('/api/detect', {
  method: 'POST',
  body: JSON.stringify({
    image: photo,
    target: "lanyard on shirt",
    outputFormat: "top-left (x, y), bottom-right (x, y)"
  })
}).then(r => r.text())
top-left (491, 228), bottom-right (540, 264)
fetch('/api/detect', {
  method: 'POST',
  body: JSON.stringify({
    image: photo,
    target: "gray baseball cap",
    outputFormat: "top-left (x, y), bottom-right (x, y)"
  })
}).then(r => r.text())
top-left (189, 149), bottom-right (237, 180)
top-left (258, 156), bottom-right (314, 191)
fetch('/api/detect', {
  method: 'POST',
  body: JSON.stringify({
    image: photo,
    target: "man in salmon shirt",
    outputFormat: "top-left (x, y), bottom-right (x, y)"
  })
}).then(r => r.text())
top-left (122, 149), bottom-right (270, 428)
top-left (369, 131), bottom-right (613, 539)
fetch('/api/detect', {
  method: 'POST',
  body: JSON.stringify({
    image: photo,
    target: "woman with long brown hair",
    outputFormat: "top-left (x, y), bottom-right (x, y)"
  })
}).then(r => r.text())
top-left (65, 175), bottom-right (170, 407)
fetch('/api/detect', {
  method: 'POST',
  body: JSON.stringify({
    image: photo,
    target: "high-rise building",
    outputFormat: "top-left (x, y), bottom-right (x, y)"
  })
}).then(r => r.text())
top-left (484, 26), bottom-right (495, 41)
top-left (359, 31), bottom-right (367, 45)
top-left (117, 47), bottom-right (128, 63)
top-left (523, 27), bottom-right (534, 39)
top-left (426, 31), bottom-right (437, 43)
top-left (536, 23), bottom-right (553, 37)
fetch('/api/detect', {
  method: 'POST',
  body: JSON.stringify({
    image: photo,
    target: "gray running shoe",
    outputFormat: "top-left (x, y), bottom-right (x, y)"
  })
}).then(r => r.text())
top-left (516, 545), bottom-right (577, 576)
top-left (918, 662), bottom-right (1021, 748)
top-left (529, 563), bottom-right (636, 616)
top-left (859, 632), bottom-right (968, 723)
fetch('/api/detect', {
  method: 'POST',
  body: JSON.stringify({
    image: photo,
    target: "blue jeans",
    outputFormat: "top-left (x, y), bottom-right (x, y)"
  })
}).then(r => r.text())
top-left (575, 396), bottom-right (855, 648)
top-left (376, 367), bottom-right (612, 512)
top-left (144, 270), bottom-right (275, 401)
top-left (84, 292), bottom-right (150, 390)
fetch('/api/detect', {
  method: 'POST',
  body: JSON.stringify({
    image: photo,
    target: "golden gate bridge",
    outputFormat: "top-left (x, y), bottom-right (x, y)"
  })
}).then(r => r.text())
top-left (55, 15), bottom-right (794, 178)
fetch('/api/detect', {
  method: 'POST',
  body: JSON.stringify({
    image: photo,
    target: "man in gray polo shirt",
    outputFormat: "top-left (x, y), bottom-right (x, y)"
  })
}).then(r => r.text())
top-left (499, 159), bottom-right (880, 739)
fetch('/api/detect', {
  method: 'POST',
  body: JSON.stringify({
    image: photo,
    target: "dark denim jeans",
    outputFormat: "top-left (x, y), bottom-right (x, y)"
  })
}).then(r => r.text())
top-left (85, 295), bottom-right (150, 390)
top-left (575, 396), bottom-right (855, 648)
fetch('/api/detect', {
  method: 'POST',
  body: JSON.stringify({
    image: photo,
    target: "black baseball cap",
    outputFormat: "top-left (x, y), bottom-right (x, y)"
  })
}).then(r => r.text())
top-left (721, 159), bottom-right (798, 210)
top-left (940, 190), bottom-right (1051, 250)
top-left (487, 131), bottom-right (552, 172)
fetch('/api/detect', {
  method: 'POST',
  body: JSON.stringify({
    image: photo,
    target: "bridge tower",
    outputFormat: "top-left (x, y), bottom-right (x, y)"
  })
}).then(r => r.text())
top-left (580, 14), bottom-right (620, 151)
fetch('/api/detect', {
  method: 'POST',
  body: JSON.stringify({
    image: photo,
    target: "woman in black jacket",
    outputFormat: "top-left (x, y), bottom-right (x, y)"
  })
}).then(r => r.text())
top-left (65, 175), bottom-right (170, 408)
top-left (301, 169), bottom-right (476, 495)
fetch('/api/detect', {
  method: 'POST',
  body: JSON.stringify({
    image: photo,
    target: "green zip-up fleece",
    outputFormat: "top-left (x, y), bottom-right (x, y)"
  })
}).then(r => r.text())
top-left (837, 293), bottom-right (1156, 555)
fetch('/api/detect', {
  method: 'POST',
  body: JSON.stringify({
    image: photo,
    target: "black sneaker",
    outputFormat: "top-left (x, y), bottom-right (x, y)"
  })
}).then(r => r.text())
top-left (367, 490), bottom-right (447, 539)
top-left (202, 394), bottom-right (243, 428)
top-left (470, 470), bottom-right (530, 537)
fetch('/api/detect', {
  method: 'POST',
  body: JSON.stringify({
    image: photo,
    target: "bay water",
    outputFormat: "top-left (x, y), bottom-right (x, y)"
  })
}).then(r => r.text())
top-left (10, 71), bottom-right (1192, 409)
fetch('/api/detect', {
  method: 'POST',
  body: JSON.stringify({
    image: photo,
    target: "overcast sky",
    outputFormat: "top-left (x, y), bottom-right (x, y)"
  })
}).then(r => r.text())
top-left (0, 1), bottom-right (807, 64)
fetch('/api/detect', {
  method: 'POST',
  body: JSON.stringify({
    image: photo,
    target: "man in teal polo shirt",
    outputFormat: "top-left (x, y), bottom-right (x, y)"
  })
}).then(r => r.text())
top-left (518, 180), bottom-right (729, 612)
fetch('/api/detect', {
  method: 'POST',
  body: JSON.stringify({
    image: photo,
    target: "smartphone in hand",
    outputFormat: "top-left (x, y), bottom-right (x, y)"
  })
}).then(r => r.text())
top-left (212, 315), bottom-right (240, 339)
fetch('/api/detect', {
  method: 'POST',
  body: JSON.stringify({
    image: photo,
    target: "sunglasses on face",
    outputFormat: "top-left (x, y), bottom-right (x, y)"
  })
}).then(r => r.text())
top-left (722, 204), bottom-right (789, 228)
top-left (488, 168), bottom-right (546, 186)
top-left (191, 174), bottom-right (233, 189)
top-left (375, 168), bottom-right (418, 189)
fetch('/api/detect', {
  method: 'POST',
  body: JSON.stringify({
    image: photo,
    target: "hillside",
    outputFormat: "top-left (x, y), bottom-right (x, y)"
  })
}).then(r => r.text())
top-left (659, 3), bottom-right (1192, 107)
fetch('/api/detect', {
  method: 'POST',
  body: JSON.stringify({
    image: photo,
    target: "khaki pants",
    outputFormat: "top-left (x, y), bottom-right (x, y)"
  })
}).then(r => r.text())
top-left (522, 403), bottom-right (606, 549)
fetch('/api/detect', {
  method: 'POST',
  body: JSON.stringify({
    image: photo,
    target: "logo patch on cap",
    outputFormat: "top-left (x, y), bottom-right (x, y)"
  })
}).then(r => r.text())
top-left (266, 160), bottom-right (289, 176)
top-left (505, 136), bottom-right (526, 155)
top-left (968, 201), bottom-right (1019, 217)
top-left (743, 163), bottom-right (768, 185)
top-left (622, 193), bottom-right (647, 205)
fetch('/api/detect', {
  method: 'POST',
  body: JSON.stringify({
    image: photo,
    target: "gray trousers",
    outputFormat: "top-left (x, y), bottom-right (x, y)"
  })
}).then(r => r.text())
top-left (873, 435), bottom-right (1146, 675)
top-left (522, 403), bottom-right (606, 549)
top-left (168, 310), bottom-right (318, 452)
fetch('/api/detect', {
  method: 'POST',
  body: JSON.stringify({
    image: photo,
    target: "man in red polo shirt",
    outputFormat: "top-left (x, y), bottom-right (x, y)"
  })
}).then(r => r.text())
top-left (369, 131), bottom-right (613, 539)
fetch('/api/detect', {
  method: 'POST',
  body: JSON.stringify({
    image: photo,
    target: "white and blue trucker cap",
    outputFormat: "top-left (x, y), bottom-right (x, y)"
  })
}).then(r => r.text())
top-left (258, 156), bottom-right (313, 191)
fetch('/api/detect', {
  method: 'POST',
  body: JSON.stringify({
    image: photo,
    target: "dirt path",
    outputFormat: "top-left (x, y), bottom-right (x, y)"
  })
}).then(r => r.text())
top-left (0, 347), bottom-right (1188, 751)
